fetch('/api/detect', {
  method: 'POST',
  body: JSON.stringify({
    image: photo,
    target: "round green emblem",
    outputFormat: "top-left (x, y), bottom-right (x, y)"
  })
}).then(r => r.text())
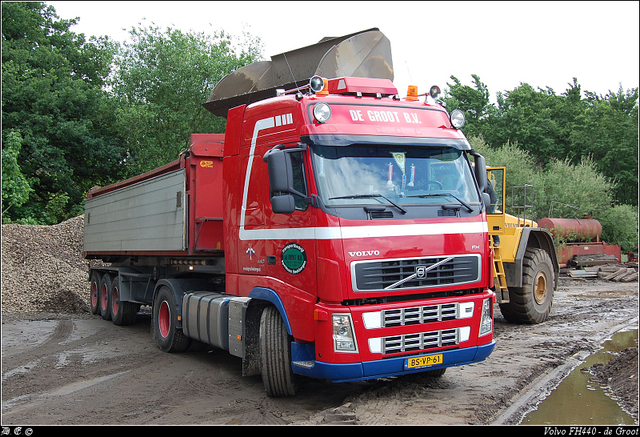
top-left (281, 243), bottom-right (307, 275)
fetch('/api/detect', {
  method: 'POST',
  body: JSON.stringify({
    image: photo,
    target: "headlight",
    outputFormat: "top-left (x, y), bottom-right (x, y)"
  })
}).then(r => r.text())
top-left (333, 313), bottom-right (357, 352)
top-left (309, 75), bottom-right (325, 93)
top-left (313, 102), bottom-right (332, 123)
top-left (479, 297), bottom-right (493, 337)
top-left (450, 109), bottom-right (465, 129)
top-left (429, 85), bottom-right (441, 99)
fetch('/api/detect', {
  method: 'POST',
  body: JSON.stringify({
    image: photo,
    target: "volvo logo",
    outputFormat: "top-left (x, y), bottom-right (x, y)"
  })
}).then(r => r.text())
top-left (416, 266), bottom-right (427, 279)
top-left (348, 250), bottom-right (380, 257)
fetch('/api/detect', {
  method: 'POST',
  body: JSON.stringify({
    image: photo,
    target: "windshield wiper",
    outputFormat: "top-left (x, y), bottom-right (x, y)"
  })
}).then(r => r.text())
top-left (407, 193), bottom-right (474, 213)
top-left (329, 194), bottom-right (407, 214)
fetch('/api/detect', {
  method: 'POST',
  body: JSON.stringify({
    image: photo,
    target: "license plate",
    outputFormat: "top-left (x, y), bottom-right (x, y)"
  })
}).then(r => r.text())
top-left (404, 354), bottom-right (443, 370)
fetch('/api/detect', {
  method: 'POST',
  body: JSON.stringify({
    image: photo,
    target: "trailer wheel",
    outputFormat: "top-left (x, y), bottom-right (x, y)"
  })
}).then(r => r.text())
top-left (89, 271), bottom-right (101, 315)
top-left (110, 276), bottom-right (138, 326)
top-left (499, 248), bottom-right (554, 324)
top-left (99, 274), bottom-right (113, 320)
top-left (260, 306), bottom-right (297, 397)
top-left (153, 286), bottom-right (190, 352)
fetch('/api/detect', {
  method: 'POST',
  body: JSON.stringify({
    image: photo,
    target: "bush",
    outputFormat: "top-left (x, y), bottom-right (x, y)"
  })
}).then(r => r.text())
top-left (598, 205), bottom-right (639, 252)
top-left (538, 156), bottom-right (615, 219)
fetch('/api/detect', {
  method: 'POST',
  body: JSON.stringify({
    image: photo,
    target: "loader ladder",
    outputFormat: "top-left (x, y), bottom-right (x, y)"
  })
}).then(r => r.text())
top-left (492, 244), bottom-right (509, 303)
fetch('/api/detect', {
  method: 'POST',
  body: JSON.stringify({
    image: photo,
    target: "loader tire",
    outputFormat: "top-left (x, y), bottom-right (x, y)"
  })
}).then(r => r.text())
top-left (153, 286), bottom-right (190, 352)
top-left (499, 248), bottom-right (554, 324)
top-left (260, 306), bottom-right (297, 397)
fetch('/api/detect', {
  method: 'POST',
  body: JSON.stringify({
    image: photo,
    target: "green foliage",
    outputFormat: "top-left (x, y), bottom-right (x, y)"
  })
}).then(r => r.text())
top-left (2, 1), bottom-right (127, 224)
top-left (470, 136), bottom-right (636, 249)
top-left (469, 137), bottom-right (542, 215)
top-left (448, 75), bottom-right (638, 207)
top-left (109, 24), bottom-right (263, 174)
top-left (538, 157), bottom-right (615, 219)
top-left (2, 130), bottom-right (33, 221)
top-left (443, 75), bottom-right (492, 139)
top-left (598, 205), bottom-right (639, 252)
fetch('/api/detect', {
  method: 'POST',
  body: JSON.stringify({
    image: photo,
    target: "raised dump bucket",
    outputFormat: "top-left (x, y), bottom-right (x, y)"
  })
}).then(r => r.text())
top-left (203, 28), bottom-right (394, 117)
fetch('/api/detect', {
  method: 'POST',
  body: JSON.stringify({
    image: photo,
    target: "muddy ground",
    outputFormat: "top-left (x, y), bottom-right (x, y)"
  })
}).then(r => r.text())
top-left (1, 277), bottom-right (637, 426)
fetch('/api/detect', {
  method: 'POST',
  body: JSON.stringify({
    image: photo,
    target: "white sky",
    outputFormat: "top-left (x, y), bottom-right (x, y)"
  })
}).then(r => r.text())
top-left (48, 1), bottom-right (639, 102)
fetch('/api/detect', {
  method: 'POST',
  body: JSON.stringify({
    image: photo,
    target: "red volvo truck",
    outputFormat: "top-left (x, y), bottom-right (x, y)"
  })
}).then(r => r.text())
top-left (84, 29), bottom-right (496, 396)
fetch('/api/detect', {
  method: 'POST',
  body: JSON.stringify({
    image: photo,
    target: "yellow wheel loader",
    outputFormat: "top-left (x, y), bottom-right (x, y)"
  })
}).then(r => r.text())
top-left (486, 167), bottom-right (559, 324)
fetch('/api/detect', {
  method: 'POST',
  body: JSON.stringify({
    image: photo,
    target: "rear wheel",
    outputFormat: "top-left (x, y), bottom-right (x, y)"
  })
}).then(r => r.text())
top-left (99, 274), bottom-right (112, 320)
top-left (89, 271), bottom-right (101, 315)
top-left (260, 306), bottom-right (297, 397)
top-left (153, 286), bottom-right (190, 352)
top-left (110, 276), bottom-right (138, 326)
top-left (499, 248), bottom-right (554, 324)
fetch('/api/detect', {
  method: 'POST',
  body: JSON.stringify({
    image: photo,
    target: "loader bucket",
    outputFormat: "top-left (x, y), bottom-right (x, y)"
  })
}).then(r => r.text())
top-left (203, 28), bottom-right (394, 117)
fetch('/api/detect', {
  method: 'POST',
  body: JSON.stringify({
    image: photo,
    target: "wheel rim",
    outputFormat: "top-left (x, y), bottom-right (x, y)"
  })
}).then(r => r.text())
top-left (158, 301), bottom-right (170, 338)
top-left (111, 285), bottom-right (119, 316)
top-left (101, 283), bottom-right (109, 311)
top-left (91, 281), bottom-right (98, 308)
top-left (534, 271), bottom-right (548, 304)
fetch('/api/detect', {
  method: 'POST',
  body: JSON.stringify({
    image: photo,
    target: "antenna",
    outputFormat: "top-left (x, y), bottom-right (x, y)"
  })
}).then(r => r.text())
top-left (282, 52), bottom-right (299, 89)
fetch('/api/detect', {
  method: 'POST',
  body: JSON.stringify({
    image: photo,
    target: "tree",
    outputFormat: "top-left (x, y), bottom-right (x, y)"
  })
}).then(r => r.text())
top-left (450, 75), bottom-right (638, 207)
top-left (570, 86), bottom-right (638, 206)
top-left (2, 2), bottom-right (127, 224)
top-left (1, 131), bottom-right (32, 222)
top-left (443, 74), bottom-right (492, 139)
top-left (109, 25), bottom-right (263, 174)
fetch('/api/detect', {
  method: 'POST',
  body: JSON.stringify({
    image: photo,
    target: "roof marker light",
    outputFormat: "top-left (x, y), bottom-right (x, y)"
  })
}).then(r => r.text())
top-left (406, 85), bottom-right (419, 101)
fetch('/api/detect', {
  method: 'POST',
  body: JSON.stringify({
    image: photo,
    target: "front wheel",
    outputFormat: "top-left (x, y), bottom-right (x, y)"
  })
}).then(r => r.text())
top-left (153, 286), bottom-right (190, 352)
top-left (499, 248), bottom-right (555, 324)
top-left (260, 306), bottom-right (297, 397)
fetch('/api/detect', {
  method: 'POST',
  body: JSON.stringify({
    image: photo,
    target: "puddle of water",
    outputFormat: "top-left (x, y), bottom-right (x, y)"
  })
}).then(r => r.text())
top-left (522, 329), bottom-right (638, 425)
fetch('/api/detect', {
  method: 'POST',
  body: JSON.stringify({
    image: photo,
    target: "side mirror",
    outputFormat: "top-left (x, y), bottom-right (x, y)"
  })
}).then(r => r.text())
top-left (271, 194), bottom-right (296, 214)
top-left (266, 148), bottom-right (294, 193)
top-left (263, 144), bottom-right (308, 214)
top-left (472, 153), bottom-right (487, 193)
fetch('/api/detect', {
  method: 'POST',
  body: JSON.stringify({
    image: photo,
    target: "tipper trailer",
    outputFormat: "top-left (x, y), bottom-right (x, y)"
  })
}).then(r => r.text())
top-left (84, 29), bottom-right (498, 396)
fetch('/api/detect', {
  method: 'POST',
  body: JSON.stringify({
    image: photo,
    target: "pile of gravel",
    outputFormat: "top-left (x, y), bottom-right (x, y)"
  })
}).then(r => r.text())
top-left (1, 216), bottom-right (92, 314)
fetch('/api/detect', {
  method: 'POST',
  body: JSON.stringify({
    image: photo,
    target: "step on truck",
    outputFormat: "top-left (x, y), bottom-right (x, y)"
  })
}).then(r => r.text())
top-left (84, 29), bottom-right (497, 396)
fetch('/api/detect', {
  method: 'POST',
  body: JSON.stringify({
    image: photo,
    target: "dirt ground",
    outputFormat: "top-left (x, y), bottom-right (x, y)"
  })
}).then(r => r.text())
top-left (2, 277), bottom-right (637, 426)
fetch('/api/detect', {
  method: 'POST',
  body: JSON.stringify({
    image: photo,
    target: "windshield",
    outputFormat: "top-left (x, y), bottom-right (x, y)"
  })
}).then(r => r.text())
top-left (310, 144), bottom-right (480, 209)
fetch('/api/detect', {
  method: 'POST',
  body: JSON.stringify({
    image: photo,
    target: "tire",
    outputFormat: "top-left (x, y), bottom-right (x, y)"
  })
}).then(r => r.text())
top-left (423, 368), bottom-right (446, 377)
top-left (260, 306), bottom-right (297, 397)
top-left (89, 271), bottom-right (101, 315)
top-left (99, 273), bottom-right (113, 320)
top-left (499, 248), bottom-right (554, 324)
top-left (110, 275), bottom-right (138, 326)
top-left (153, 286), bottom-right (190, 352)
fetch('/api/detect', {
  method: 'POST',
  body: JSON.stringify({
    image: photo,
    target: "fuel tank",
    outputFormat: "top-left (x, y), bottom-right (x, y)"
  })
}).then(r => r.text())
top-left (538, 217), bottom-right (602, 241)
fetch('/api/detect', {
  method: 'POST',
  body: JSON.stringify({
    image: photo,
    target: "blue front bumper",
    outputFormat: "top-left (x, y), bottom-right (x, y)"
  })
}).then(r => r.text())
top-left (292, 340), bottom-right (496, 382)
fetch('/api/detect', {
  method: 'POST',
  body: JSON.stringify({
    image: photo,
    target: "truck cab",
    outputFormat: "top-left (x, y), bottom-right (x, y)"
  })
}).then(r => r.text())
top-left (222, 76), bottom-right (495, 387)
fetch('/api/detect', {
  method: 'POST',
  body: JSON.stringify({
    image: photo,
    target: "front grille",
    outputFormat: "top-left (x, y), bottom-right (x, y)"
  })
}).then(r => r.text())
top-left (382, 328), bottom-right (459, 354)
top-left (352, 255), bottom-right (480, 292)
top-left (382, 303), bottom-right (457, 327)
